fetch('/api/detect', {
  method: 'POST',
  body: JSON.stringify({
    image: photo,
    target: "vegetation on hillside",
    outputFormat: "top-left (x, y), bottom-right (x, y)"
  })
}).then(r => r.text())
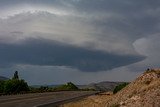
top-left (113, 82), bottom-right (129, 94)
top-left (53, 82), bottom-right (79, 91)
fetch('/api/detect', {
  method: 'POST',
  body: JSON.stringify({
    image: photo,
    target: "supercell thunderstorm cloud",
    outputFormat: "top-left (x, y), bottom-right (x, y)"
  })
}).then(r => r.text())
top-left (0, 0), bottom-right (160, 85)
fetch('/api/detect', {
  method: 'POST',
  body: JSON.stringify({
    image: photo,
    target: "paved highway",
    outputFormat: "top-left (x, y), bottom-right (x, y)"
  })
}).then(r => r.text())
top-left (0, 91), bottom-right (97, 107)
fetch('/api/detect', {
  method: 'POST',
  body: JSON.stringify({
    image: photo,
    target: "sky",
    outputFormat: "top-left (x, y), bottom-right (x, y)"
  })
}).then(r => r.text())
top-left (0, 0), bottom-right (160, 85)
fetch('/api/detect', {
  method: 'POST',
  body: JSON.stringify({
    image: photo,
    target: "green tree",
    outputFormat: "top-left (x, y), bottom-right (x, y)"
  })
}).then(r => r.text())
top-left (54, 82), bottom-right (79, 91)
top-left (0, 71), bottom-right (30, 94)
top-left (66, 82), bottom-right (78, 90)
top-left (12, 71), bottom-right (19, 80)
top-left (0, 80), bottom-right (5, 93)
top-left (4, 79), bottom-right (29, 94)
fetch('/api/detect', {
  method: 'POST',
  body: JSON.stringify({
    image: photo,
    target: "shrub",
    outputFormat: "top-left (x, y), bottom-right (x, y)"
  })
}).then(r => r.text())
top-left (0, 80), bottom-right (5, 93)
top-left (113, 83), bottom-right (129, 94)
top-left (54, 82), bottom-right (78, 91)
top-left (4, 79), bottom-right (29, 94)
top-left (110, 103), bottom-right (120, 107)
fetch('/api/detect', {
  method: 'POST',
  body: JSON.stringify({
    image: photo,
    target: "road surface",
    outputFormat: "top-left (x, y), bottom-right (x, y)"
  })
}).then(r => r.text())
top-left (0, 91), bottom-right (97, 107)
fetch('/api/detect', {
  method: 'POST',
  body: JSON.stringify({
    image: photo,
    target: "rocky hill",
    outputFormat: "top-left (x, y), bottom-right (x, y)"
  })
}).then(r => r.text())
top-left (105, 69), bottom-right (160, 107)
top-left (61, 69), bottom-right (160, 107)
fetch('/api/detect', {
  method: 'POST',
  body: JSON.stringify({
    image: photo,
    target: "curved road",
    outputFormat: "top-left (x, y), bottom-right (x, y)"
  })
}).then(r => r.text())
top-left (0, 91), bottom-right (97, 107)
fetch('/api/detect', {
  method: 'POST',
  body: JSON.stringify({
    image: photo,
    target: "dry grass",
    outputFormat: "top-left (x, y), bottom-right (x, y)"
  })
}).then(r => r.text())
top-left (60, 92), bottom-right (113, 107)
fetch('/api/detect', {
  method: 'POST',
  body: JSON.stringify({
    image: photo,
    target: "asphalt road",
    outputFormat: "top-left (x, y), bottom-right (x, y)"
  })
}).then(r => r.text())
top-left (0, 91), bottom-right (96, 107)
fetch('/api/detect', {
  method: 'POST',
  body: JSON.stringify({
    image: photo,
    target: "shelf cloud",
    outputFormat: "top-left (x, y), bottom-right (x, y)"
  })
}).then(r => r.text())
top-left (0, 0), bottom-right (160, 84)
top-left (0, 38), bottom-right (145, 72)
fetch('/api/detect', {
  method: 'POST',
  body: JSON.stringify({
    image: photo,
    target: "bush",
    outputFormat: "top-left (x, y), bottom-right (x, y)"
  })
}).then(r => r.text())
top-left (113, 83), bottom-right (129, 94)
top-left (80, 88), bottom-right (95, 91)
top-left (4, 79), bottom-right (29, 94)
top-left (0, 80), bottom-right (5, 93)
top-left (54, 82), bottom-right (78, 91)
top-left (110, 103), bottom-right (120, 107)
top-left (29, 86), bottom-right (52, 93)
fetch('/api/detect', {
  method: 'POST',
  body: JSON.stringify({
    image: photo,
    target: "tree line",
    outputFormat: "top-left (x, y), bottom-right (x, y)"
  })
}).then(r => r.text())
top-left (0, 71), bottom-right (29, 94)
top-left (0, 71), bottom-right (84, 95)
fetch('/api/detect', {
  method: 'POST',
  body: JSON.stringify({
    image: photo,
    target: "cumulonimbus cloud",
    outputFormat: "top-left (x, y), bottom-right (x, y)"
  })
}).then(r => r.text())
top-left (0, 38), bottom-right (145, 72)
top-left (0, 0), bottom-right (159, 73)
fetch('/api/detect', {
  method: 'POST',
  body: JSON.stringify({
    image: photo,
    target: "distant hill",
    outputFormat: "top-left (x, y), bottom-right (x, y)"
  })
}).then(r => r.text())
top-left (78, 81), bottom-right (127, 91)
top-left (0, 76), bottom-right (9, 81)
top-left (31, 82), bottom-right (125, 91)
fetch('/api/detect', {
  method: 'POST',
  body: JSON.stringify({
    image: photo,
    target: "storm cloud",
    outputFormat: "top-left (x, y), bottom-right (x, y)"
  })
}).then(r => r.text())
top-left (0, 38), bottom-right (144, 71)
top-left (0, 0), bottom-right (160, 84)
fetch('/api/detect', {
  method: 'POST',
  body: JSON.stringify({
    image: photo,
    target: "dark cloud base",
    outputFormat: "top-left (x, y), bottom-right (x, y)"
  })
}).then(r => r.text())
top-left (0, 38), bottom-right (145, 72)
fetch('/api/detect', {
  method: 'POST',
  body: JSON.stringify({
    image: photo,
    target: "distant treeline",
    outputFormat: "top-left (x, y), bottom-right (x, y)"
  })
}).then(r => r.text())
top-left (0, 71), bottom-right (94, 95)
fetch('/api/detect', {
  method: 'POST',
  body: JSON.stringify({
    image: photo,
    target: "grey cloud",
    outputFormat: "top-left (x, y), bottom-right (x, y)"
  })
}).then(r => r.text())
top-left (1, 0), bottom-right (159, 56)
top-left (0, 0), bottom-right (160, 84)
top-left (0, 38), bottom-right (145, 72)
top-left (0, 0), bottom-right (159, 68)
top-left (69, 0), bottom-right (160, 40)
top-left (0, 11), bottom-right (139, 55)
top-left (118, 34), bottom-right (160, 74)
top-left (133, 34), bottom-right (160, 66)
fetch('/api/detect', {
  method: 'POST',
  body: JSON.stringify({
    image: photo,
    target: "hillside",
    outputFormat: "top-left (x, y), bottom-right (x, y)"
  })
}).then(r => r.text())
top-left (105, 69), bottom-right (160, 107)
top-left (61, 69), bottom-right (160, 107)
top-left (78, 81), bottom-right (127, 91)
